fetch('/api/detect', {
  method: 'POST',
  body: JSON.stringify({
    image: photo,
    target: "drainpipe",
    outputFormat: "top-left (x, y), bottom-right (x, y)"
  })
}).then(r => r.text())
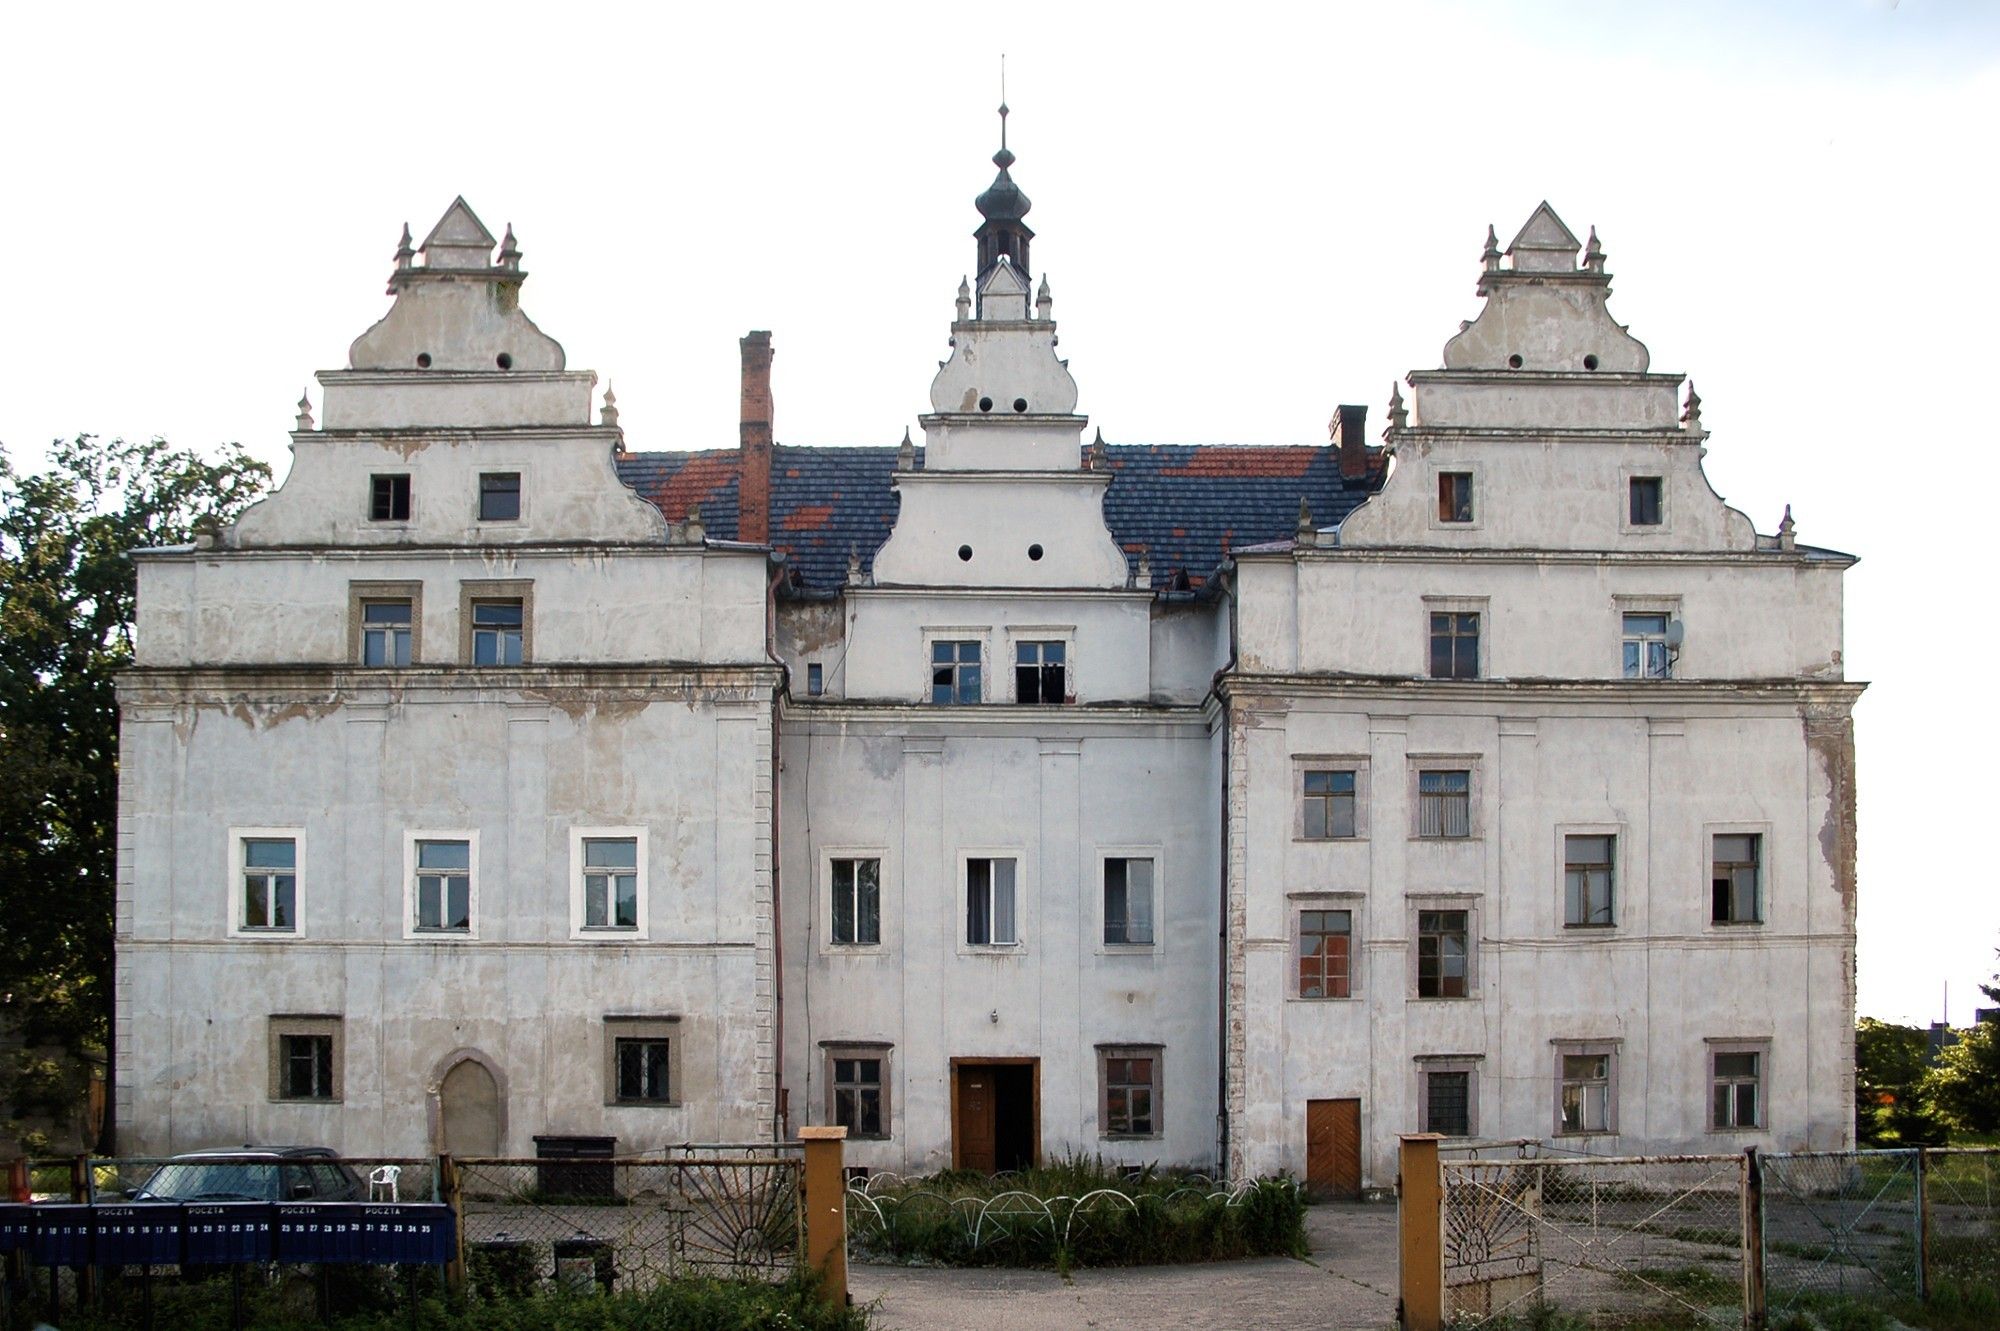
top-left (1214, 562), bottom-right (1238, 1177)
top-left (768, 555), bottom-right (790, 1141)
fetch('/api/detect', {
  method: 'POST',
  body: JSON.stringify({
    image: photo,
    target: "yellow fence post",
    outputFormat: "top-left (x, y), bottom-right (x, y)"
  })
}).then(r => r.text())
top-left (1399, 1133), bottom-right (1444, 1331)
top-left (798, 1126), bottom-right (849, 1306)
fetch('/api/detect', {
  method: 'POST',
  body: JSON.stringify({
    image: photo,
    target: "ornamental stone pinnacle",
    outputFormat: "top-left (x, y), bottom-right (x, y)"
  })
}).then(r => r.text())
top-left (294, 390), bottom-right (314, 431)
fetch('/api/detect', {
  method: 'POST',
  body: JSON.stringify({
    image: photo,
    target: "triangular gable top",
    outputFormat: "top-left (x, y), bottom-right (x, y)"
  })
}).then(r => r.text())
top-left (979, 257), bottom-right (1031, 297)
top-left (419, 196), bottom-right (498, 268)
top-left (1505, 201), bottom-right (1581, 273)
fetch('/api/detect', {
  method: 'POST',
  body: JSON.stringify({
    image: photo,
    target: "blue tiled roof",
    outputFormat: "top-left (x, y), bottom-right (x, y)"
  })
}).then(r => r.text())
top-left (614, 443), bottom-right (1384, 592)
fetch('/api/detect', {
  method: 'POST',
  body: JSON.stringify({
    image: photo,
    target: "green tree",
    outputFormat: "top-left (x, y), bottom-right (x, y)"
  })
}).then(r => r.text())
top-left (1, 434), bottom-right (269, 1150)
top-left (1925, 951), bottom-right (2000, 1137)
top-left (1853, 1017), bottom-right (1943, 1146)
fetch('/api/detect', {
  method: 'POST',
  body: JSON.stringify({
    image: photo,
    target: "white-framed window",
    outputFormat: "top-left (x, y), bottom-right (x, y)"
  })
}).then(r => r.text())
top-left (1710, 828), bottom-right (1766, 925)
top-left (1098, 1044), bottom-right (1163, 1139)
top-left (1101, 855), bottom-right (1155, 948)
top-left (963, 854), bottom-right (1021, 949)
top-left (404, 831), bottom-right (478, 939)
top-left (268, 1015), bottom-right (342, 1103)
top-left (1295, 903), bottom-right (1355, 999)
top-left (1622, 612), bottom-right (1673, 679)
top-left (603, 1015), bottom-right (681, 1107)
top-left (930, 639), bottom-right (983, 704)
top-left (1708, 1040), bottom-right (1769, 1131)
top-left (1013, 639), bottom-right (1069, 704)
top-left (1563, 832), bottom-right (1617, 928)
top-left (829, 855), bottom-right (883, 947)
top-left (570, 828), bottom-right (648, 939)
top-left (1416, 1056), bottom-right (1480, 1137)
top-left (229, 828), bottom-right (302, 937)
top-left (1554, 1040), bottom-right (1620, 1136)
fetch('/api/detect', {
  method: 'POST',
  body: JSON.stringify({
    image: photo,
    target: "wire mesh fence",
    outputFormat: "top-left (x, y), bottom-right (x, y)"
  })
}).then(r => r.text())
top-left (1924, 1146), bottom-right (2000, 1299)
top-left (1761, 1148), bottom-right (1920, 1313)
top-left (1441, 1154), bottom-right (1746, 1327)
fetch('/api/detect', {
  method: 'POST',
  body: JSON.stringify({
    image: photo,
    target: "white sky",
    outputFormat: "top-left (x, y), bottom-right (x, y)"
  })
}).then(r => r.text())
top-left (3, 1), bottom-right (1995, 1025)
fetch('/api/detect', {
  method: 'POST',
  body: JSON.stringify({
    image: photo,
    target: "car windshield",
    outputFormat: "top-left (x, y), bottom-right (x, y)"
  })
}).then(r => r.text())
top-left (138, 1161), bottom-right (282, 1201)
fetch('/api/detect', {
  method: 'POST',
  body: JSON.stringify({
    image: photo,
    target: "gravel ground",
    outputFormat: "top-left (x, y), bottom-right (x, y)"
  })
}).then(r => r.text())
top-left (849, 1201), bottom-right (1400, 1330)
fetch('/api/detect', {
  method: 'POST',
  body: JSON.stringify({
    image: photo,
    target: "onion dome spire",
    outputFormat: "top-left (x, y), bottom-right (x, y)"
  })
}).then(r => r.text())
top-left (973, 98), bottom-right (1035, 285)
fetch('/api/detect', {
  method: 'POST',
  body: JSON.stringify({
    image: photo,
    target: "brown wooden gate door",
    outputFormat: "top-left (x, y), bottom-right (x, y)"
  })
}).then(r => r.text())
top-left (954, 1065), bottom-right (997, 1172)
top-left (1305, 1098), bottom-right (1361, 1198)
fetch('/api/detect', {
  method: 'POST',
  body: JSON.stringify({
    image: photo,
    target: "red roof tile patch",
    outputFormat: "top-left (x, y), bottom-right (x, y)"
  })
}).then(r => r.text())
top-left (652, 454), bottom-right (739, 520)
top-left (1160, 447), bottom-right (1317, 479)
top-left (782, 504), bottom-right (836, 532)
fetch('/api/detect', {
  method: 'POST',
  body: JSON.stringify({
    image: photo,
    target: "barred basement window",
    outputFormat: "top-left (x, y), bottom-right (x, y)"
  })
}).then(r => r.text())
top-left (1423, 1069), bottom-right (1471, 1137)
top-left (614, 1038), bottom-right (671, 1103)
top-left (268, 1016), bottom-right (342, 1102)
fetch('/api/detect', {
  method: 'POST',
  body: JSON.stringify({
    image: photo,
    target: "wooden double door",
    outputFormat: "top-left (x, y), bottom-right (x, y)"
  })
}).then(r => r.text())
top-left (1305, 1098), bottom-right (1362, 1198)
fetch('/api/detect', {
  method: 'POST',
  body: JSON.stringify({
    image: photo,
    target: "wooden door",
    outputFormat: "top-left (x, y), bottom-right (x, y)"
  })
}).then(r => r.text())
top-left (440, 1059), bottom-right (501, 1157)
top-left (1306, 1098), bottom-right (1361, 1198)
top-left (955, 1065), bottom-right (997, 1172)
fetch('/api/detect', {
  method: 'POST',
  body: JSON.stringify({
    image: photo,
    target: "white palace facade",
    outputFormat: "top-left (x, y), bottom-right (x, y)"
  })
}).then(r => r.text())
top-left (116, 128), bottom-right (1861, 1192)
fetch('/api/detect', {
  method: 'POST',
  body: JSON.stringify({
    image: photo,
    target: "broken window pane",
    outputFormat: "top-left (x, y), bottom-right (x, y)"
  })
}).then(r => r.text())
top-left (1015, 640), bottom-right (1067, 704)
top-left (1417, 910), bottom-right (1469, 998)
top-left (1712, 834), bottom-right (1761, 924)
top-left (931, 640), bottom-right (981, 704)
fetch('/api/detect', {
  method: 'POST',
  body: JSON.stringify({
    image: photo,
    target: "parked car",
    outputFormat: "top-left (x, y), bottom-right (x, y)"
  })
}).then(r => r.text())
top-left (127, 1147), bottom-right (364, 1203)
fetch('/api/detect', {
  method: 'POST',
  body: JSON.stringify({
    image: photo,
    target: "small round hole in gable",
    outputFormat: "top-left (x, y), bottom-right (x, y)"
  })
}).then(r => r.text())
top-left (1507, 354), bottom-right (1523, 369)
top-left (958, 544), bottom-right (973, 561)
top-left (978, 397), bottom-right (994, 413)
top-left (1583, 354), bottom-right (1599, 371)
top-left (1028, 544), bottom-right (1044, 561)
top-left (496, 353), bottom-right (513, 370)
top-left (1013, 398), bottom-right (1028, 413)
top-left (416, 353), bottom-right (432, 369)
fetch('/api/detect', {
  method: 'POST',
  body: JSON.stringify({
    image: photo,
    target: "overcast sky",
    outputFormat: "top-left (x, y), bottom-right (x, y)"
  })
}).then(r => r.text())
top-left (4, 1), bottom-right (1995, 1025)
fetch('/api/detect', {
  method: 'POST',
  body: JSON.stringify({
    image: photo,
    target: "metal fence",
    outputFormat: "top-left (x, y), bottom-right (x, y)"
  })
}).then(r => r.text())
top-left (1423, 1144), bottom-right (2000, 1329)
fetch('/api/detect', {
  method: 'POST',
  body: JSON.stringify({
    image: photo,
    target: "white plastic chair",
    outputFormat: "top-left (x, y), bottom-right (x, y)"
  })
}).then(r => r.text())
top-left (368, 1165), bottom-right (401, 1201)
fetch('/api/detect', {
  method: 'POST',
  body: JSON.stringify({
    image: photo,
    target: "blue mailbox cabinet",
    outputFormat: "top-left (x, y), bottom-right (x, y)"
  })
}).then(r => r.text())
top-left (0, 1203), bottom-right (32, 1255)
top-left (276, 1203), bottom-right (366, 1265)
top-left (183, 1203), bottom-right (274, 1264)
top-left (92, 1204), bottom-right (184, 1265)
top-left (358, 1204), bottom-right (455, 1266)
top-left (29, 1204), bottom-right (93, 1266)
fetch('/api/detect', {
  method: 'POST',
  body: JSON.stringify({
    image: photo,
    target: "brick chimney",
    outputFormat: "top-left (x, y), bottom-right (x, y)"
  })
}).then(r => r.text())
top-left (1332, 403), bottom-right (1369, 479)
top-left (739, 331), bottom-right (774, 544)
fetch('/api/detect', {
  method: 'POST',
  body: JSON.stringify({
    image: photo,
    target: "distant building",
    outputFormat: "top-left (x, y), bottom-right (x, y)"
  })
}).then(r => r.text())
top-left (119, 123), bottom-right (1861, 1191)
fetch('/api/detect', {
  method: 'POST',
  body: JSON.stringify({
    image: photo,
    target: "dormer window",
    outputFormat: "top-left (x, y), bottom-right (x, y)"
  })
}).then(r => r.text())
top-left (479, 472), bottom-right (521, 522)
top-left (370, 474), bottom-right (411, 522)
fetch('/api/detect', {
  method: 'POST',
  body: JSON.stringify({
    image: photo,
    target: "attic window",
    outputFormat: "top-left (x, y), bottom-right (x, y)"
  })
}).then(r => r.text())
top-left (370, 474), bottom-right (411, 522)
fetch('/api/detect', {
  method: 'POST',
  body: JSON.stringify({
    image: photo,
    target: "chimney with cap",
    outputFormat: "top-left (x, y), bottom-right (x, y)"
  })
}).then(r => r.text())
top-left (739, 331), bottom-right (774, 544)
top-left (1332, 403), bottom-right (1369, 479)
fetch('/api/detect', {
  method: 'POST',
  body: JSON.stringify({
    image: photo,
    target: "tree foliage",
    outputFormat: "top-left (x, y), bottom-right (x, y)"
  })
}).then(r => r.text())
top-left (0, 434), bottom-right (269, 1148)
top-left (1926, 951), bottom-right (2000, 1136)
top-left (1854, 1017), bottom-right (1943, 1146)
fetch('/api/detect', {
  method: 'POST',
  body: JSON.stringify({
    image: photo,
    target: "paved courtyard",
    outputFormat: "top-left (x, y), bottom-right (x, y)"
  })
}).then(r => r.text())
top-left (850, 1201), bottom-right (1400, 1330)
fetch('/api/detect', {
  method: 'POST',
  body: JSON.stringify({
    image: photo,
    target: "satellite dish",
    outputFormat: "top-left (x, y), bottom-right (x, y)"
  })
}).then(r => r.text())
top-left (1665, 620), bottom-right (1686, 650)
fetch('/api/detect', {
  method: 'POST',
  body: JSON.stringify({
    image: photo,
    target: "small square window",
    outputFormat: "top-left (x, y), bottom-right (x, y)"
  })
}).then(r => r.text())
top-left (931, 641), bottom-right (982, 704)
top-left (1429, 612), bottom-right (1480, 680)
top-left (966, 857), bottom-right (1018, 946)
top-left (1099, 1046), bottom-right (1162, 1138)
top-left (1103, 858), bottom-right (1155, 947)
top-left (414, 838), bottom-right (472, 932)
top-left (370, 474), bottom-right (411, 522)
top-left (583, 837), bottom-right (639, 930)
top-left (1623, 613), bottom-right (1672, 679)
top-left (1417, 770), bottom-right (1471, 839)
top-left (829, 1052), bottom-right (888, 1138)
top-left (472, 600), bottom-right (525, 666)
top-left (1437, 472), bottom-right (1474, 524)
top-left (1417, 910), bottom-right (1469, 998)
top-left (268, 1016), bottom-right (341, 1102)
top-left (1629, 477), bottom-right (1663, 527)
top-left (1302, 769), bottom-right (1358, 839)
top-left (1564, 835), bottom-right (1615, 927)
top-left (1297, 909), bottom-right (1352, 999)
top-left (1015, 641), bottom-right (1068, 704)
top-left (832, 858), bottom-right (882, 946)
top-left (241, 836), bottom-right (297, 932)
top-left (361, 599), bottom-right (413, 667)
top-left (479, 472), bottom-right (521, 521)
top-left (615, 1038), bottom-right (672, 1103)
top-left (1423, 1069), bottom-right (1471, 1137)
top-left (1711, 1046), bottom-right (1765, 1129)
top-left (1712, 834), bottom-right (1762, 924)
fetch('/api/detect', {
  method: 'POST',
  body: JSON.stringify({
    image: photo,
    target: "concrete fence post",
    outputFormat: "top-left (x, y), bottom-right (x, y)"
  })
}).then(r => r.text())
top-left (1914, 1147), bottom-right (1930, 1303)
top-left (1741, 1147), bottom-right (1765, 1331)
top-left (1398, 1133), bottom-right (1444, 1331)
top-left (439, 1154), bottom-right (466, 1299)
top-left (798, 1126), bottom-right (849, 1307)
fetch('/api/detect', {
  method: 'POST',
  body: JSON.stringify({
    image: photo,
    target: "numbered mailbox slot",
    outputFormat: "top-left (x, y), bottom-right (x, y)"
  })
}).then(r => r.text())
top-left (183, 1202), bottom-right (275, 1265)
top-left (0, 1203), bottom-right (33, 1255)
top-left (92, 1204), bottom-right (184, 1266)
top-left (277, 1203), bottom-right (365, 1265)
top-left (360, 1204), bottom-right (455, 1266)
top-left (29, 1204), bottom-right (93, 1267)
